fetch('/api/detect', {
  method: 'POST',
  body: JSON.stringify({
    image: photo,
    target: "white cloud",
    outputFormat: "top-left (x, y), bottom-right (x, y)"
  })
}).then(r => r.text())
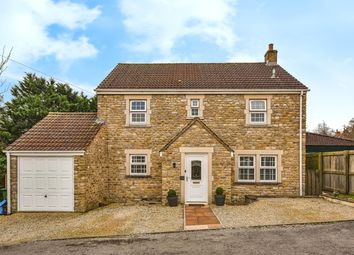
top-left (119, 0), bottom-right (238, 60)
top-left (228, 52), bottom-right (258, 62)
top-left (0, 0), bottom-right (101, 62)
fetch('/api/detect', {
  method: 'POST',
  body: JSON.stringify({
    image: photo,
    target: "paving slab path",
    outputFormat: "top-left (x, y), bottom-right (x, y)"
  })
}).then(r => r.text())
top-left (184, 205), bottom-right (221, 230)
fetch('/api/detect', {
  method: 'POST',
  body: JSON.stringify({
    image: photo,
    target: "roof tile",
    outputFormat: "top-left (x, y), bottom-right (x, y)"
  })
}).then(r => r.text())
top-left (97, 63), bottom-right (308, 90)
top-left (6, 112), bottom-right (103, 151)
top-left (306, 132), bottom-right (354, 146)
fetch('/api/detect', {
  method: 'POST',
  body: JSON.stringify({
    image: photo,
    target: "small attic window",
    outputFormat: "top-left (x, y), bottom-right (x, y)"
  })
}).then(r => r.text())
top-left (186, 96), bottom-right (204, 119)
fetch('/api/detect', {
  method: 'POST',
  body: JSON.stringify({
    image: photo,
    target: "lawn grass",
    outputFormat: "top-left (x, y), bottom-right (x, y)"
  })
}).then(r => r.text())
top-left (338, 194), bottom-right (354, 200)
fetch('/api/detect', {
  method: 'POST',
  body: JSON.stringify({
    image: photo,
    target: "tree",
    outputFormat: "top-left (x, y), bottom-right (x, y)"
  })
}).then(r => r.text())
top-left (0, 73), bottom-right (96, 182)
top-left (339, 118), bottom-right (354, 140)
top-left (0, 46), bottom-right (12, 101)
top-left (313, 121), bottom-right (334, 136)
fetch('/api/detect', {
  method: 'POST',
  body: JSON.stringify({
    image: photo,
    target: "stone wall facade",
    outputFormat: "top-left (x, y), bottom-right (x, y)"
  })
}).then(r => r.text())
top-left (97, 93), bottom-right (307, 205)
top-left (74, 125), bottom-right (108, 212)
top-left (10, 156), bottom-right (17, 213)
top-left (9, 93), bottom-right (306, 212)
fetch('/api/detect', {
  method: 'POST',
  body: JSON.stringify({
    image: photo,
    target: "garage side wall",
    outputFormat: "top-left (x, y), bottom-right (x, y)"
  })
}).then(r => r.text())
top-left (10, 156), bottom-right (18, 213)
top-left (74, 125), bottom-right (108, 212)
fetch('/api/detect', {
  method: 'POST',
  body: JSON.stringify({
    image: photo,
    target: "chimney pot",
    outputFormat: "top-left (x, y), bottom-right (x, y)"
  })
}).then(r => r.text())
top-left (269, 43), bottom-right (273, 50)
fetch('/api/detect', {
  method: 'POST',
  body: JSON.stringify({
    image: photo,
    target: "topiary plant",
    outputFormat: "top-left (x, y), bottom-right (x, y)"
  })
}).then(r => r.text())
top-left (215, 187), bottom-right (224, 196)
top-left (167, 189), bottom-right (177, 197)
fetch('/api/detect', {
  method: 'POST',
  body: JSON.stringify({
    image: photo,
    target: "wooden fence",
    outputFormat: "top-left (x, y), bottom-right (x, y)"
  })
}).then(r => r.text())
top-left (306, 151), bottom-right (354, 195)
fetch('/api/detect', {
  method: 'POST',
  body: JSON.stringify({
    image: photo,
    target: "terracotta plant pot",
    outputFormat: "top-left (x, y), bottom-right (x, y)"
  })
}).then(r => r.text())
top-left (215, 194), bottom-right (225, 206)
top-left (167, 196), bottom-right (178, 207)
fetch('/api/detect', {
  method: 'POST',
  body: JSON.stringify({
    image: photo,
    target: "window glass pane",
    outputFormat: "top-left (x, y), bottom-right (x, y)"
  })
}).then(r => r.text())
top-left (131, 100), bottom-right (146, 111)
top-left (261, 156), bottom-right (276, 167)
top-left (191, 99), bottom-right (199, 107)
top-left (131, 155), bottom-right (146, 163)
top-left (131, 113), bottom-right (146, 123)
top-left (250, 100), bottom-right (266, 111)
top-left (250, 113), bottom-right (265, 123)
top-left (260, 168), bottom-right (276, 181)
top-left (239, 156), bottom-right (254, 167)
top-left (238, 168), bottom-right (255, 180)
top-left (191, 160), bottom-right (201, 180)
top-left (131, 164), bottom-right (147, 174)
top-left (191, 108), bottom-right (199, 116)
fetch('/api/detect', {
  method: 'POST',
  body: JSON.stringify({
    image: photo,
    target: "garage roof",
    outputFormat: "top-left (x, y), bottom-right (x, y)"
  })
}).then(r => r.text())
top-left (6, 112), bottom-right (103, 151)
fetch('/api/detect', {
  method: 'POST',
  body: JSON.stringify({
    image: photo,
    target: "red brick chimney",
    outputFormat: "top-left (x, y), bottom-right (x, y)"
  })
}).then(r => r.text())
top-left (264, 43), bottom-right (278, 65)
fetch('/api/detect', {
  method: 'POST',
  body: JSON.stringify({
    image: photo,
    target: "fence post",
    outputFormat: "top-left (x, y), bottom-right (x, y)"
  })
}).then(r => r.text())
top-left (318, 152), bottom-right (323, 195)
top-left (344, 150), bottom-right (350, 194)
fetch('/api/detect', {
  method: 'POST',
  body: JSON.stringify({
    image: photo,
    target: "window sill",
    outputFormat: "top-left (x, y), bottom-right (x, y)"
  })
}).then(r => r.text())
top-left (125, 124), bottom-right (151, 128)
top-left (234, 182), bottom-right (281, 185)
top-left (187, 116), bottom-right (204, 120)
top-left (245, 124), bottom-right (272, 128)
top-left (126, 175), bottom-right (151, 178)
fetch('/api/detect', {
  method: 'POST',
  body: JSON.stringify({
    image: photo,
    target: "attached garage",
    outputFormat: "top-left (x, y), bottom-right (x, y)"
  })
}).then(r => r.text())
top-left (18, 157), bottom-right (74, 212)
top-left (5, 112), bottom-right (106, 214)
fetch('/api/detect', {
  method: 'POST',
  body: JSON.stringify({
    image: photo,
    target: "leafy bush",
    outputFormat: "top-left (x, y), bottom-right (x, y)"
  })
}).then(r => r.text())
top-left (167, 189), bottom-right (177, 197)
top-left (215, 187), bottom-right (224, 195)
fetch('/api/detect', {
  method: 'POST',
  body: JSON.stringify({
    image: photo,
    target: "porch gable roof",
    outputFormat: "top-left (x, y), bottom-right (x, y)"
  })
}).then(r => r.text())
top-left (159, 118), bottom-right (234, 153)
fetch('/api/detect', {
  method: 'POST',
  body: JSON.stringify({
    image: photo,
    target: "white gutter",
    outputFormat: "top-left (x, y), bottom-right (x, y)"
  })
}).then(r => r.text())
top-left (299, 90), bottom-right (304, 196)
top-left (6, 152), bottom-right (11, 214)
top-left (3, 151), bottom-right (85, 156)
top-left (96, 88), bottom-right (310, 95)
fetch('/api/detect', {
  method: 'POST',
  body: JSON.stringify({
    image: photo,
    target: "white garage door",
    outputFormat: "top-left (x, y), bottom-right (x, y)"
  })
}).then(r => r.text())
top-left (19, 157), bottom-right (74, 212)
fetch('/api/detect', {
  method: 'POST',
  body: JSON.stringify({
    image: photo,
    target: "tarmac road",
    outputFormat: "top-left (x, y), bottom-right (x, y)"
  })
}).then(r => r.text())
top-left (1, 221), bottom-right (354, 255)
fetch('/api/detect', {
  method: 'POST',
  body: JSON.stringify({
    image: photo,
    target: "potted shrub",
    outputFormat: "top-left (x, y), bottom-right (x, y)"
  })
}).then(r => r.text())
top-left (167, 189), bottom-right (178, 207)
top-left (215, 187), bottom-right (225, 206)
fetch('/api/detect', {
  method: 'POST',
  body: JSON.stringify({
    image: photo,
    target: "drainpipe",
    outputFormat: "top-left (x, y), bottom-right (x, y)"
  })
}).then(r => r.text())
top-left (299, 91), bottom-right (304, 196)
top-left (6, 152), bottom-right (11, 214)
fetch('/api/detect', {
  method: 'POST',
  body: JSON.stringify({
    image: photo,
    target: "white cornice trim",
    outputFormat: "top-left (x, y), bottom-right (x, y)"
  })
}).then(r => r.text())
top-left (4, 151), bottom-right (85, 156)
top-left (96, 89), bottom-right (309, 95)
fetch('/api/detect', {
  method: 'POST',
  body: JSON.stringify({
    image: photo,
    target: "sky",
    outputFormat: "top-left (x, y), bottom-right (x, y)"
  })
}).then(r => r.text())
top-left (1, 0), bottom-right (354, 131)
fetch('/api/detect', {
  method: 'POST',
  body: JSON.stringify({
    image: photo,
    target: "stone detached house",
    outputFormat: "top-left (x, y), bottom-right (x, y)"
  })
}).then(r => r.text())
top-left (5, 44), bottom-right (308, 213)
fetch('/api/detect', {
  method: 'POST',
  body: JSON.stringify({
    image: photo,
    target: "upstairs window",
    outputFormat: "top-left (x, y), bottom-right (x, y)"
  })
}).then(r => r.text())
top-left (186, 95), bottom-right (204, 119)
top-left (130, 100), bottom-right (147, 125)
top-left (190, 99), bottom-right (200, 117)
top-left (249, 100), bottom-right (267, 124)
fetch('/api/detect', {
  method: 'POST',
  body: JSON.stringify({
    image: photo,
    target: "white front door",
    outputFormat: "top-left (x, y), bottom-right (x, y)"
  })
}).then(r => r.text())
top-left (18, 157), bottom-right (74, 212)
top-left (185, 154), bottom-right (208, 203)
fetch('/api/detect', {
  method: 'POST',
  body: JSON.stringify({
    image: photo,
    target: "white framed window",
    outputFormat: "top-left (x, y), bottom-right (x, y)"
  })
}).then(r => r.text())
top-left (235, 150), bottom-right (281, 184)
top-left (186, 95), bottom-right (204, 119)
top-left (260, 156), bottom-right (277, 182)
top-left (249, 100), bottom-right (267, 124)
top-left (130, 100), bottom-right (147, 125)
top-left (130, 155), bottom-right (147, 175)
top-left (238, 156), bottom-right (256, 182)
top-left (190, 99), bottom-right (200, 117)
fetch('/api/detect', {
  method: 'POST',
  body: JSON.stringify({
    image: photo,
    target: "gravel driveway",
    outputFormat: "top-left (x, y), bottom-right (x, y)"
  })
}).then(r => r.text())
top-left (1, 198), bottom-right (353, 246)
top-left (0, 204), bottom-right (183, 246)
top-left (212, 197), bottom-right (354, 228)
